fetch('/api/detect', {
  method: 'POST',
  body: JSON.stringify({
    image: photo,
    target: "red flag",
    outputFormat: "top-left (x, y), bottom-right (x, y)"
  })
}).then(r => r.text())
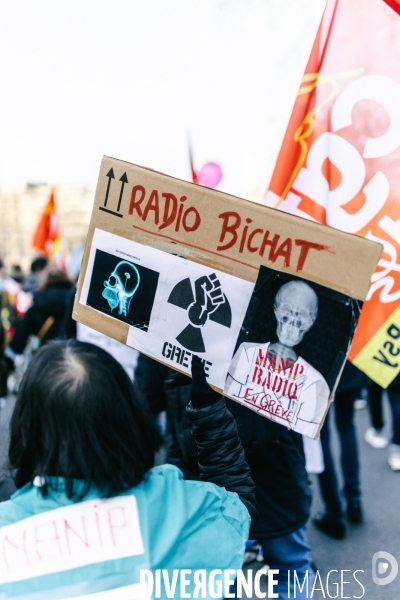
top-left (264, 0), bottom-right (400, 388)
top-left (32, 189), bottom-right (59, 258)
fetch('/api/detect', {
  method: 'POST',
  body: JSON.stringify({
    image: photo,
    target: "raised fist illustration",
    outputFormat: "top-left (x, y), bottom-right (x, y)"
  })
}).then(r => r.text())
top-left (188, 273), bottom-right (225, 327)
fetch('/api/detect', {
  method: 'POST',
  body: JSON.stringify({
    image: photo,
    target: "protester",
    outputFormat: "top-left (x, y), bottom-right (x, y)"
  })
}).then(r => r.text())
top-left (364, 382), bottom-right (389, 449)
top-left (22, 256), bottom-right (49, 294)
top-left (386, 382), bottom-right (400, 471)
top-left (313, 362), bottom-right (367, 539)
top-left (0, 261), bottom-right (20, 342)
top-left (136, 353), bottom-right (315, 599)
top-left (5, 267), bottom-right (73, 364)
top-left (9, 265), bottom-right (24, 286)
top-left (226, 398), bottom-right (314, 599)
top-left (0, 340), bottom-right (257, 598)
top-left (4, 264), bottom-right (30, 319)
top-left (59, 284), bottom-right (77, 339)
top-left (365, 380), bottom-right (400, 471)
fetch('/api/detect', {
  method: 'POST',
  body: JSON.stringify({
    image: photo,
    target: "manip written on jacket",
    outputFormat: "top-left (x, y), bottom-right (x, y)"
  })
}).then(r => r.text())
top-left (73, 156), bottom-right (382, 438)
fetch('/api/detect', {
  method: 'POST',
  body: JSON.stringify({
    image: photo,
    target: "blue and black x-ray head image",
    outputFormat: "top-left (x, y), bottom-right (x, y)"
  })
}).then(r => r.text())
top-left (102, 260), bottom-right (140, 317)
top-left (87, 250), bottom-right (159, 330)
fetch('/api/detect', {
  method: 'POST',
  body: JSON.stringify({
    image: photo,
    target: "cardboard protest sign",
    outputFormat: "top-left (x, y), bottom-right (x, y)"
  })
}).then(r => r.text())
top-left (264, 0), bottom-right (400, 389)
top-left (74, 156), bottom-right (381, 437)
top-left (79, 228), bottom-right (253, 389)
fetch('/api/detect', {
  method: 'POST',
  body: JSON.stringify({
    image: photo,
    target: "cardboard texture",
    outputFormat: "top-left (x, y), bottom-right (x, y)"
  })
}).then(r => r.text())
top-left (73, 156), bottom-right (382, 438)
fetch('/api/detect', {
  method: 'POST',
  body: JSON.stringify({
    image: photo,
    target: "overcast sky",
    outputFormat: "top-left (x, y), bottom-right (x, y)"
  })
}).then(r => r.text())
top-left (0, 0), bottom-right (325, 198)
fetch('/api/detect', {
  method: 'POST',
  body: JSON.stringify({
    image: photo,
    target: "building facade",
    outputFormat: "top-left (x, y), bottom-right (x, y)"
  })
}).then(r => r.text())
top-left (0, 183), bottom-right (93, 271)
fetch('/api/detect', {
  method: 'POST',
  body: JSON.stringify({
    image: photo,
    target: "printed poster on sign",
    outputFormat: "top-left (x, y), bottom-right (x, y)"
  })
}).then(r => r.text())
top-left (79, 229), bottom-right (254, 389)
top-left (224, 266), bottom-right (361, 438)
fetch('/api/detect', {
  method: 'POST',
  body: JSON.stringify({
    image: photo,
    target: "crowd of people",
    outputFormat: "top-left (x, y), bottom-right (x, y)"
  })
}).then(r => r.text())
top-left (0, 256), bottom-right (399, 599)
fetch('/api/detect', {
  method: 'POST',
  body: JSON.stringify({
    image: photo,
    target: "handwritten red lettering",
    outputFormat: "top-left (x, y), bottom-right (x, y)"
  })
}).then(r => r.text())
top-left (216, 213), bottom-right (333, 270)
top-left (239, 218), bottom-right (253, 253)
top-left (64, 517), bottom-right (89, 555)
top-left (244, 387), bottom-right (256, 403)
top-left (128, 185), bottom-right (146, 217)
top-left (251, 355), bottom-right (299, 401)
top-left (260, 398), bottom-right (294, 422)
top-left (271, 374), bottom-right (283, 393)
top-left (289, 363), bottom-right (304, 379)
top-left (142, 189), bottom-right (160, 225)
top-left (175, 196), bottom-right (186, 232)
top-left (247, 228), bottom-right (263, 253)
top-left (159, 193), bottom-right (178, 231)
top-left (217, 211), bottom-right (241, 251)
top-left (182, 206), bottom-right (201, 232)
top-left (107, 507), bottom-right (127, 546)
top-left (269, 352), bottom-right (277, 371)
top-left (271, 238), bottom-right (292, 267)
top-left (279, 358), bottom-right (292, 373)
top-left (3, 530), bottom-right (30, 572)
top-left (257, 348), bottom-right (268, 368)
top-left (295, 240), bottom-right (331, 271)
top-left (259, 231), bottom-right (280, 259)
top-left (129, 186), bottom-right (201, 234)
top-left (34, 521), bottom-right (61, 560)
top-left (260, 394), bottom-right (271, 408)
top-left (93, 504), bottom-right (104, 546)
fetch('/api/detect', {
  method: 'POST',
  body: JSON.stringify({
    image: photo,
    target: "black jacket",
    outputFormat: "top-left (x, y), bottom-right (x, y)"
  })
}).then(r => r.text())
top-left (135, 354), bottom-right (310, 539)
top-left (135, 354), bottom-right (198, 478)
top-left (10, 286), bottom-right (72, 354)
top-left (227, 399), bottom-right (312, 539)
top-left (188, 397), bottom-right (258, 531)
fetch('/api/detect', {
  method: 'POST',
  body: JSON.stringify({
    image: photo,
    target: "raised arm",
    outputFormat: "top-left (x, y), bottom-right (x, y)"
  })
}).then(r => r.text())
top-left (186, 356), bottom-right (258, 530)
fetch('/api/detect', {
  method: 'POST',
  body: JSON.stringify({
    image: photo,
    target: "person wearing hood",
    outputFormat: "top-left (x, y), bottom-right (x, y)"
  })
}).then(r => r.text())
top-left (5, 268), bottom-right (73, 363)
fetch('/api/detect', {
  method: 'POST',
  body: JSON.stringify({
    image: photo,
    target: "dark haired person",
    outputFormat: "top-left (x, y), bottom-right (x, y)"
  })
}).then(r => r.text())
top-left (314, 362), bottom-right (367, 539)
top-left (136, 354), bottom-right (315, 599)
top-left (0, 340), bottom-right (256, 599)
top-left (5, 268), bottom-right (73, 367)
top-left (22, 256), bottom-right (49, 294)
top-left (365, 379), bottom-right (400, 471)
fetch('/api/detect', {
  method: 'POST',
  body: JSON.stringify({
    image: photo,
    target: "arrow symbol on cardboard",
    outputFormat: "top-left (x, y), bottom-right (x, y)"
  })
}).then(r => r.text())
top-left (117, 172), bottom-right (128, 212)
top-left (103, 168), bottom-right (115, 207)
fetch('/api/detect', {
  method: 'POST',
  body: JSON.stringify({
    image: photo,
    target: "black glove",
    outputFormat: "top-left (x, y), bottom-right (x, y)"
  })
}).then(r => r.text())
top-left (164, 355), bottom-right (222, 409)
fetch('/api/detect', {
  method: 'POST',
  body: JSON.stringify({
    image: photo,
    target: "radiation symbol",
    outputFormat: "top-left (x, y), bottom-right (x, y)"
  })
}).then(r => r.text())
top-left (167, 273), bottom-right (232, 352)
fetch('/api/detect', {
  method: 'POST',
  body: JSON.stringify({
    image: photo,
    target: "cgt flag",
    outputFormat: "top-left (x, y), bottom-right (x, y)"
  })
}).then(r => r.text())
top-left (264, 0), bottom-right (400, 388)
top-left (32, 189), bottom-right (60, 259)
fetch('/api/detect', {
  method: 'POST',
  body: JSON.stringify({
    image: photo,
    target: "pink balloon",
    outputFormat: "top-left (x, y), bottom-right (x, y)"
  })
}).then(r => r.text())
top-left (196, 162), bottom-right (222, 188)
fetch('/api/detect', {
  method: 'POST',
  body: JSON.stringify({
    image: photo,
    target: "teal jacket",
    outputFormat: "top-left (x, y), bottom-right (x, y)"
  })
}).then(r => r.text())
top-left (0, 465), bottom-right (250, 599)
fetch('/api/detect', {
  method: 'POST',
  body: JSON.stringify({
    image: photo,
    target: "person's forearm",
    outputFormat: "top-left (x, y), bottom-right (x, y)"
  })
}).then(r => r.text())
top-left (187, 398), bottom-right (258, 530)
